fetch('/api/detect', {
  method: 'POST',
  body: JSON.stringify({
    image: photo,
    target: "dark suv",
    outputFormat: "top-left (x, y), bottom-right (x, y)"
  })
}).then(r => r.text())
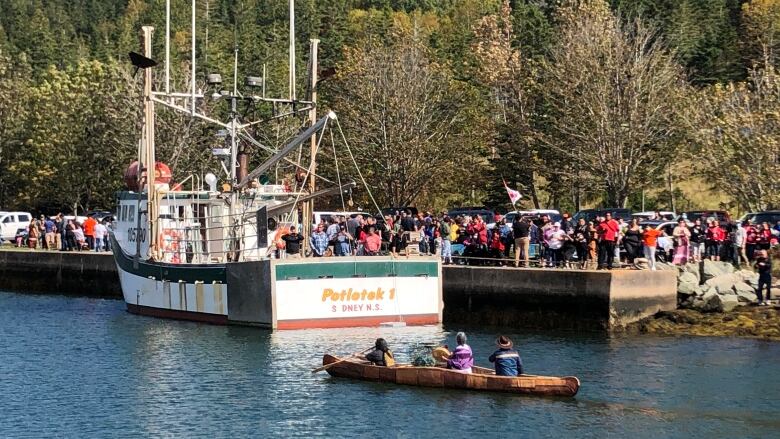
top-left (573, 208), bottom-right (632, 223)
top-left (743, 211), bottom-right (780, 225)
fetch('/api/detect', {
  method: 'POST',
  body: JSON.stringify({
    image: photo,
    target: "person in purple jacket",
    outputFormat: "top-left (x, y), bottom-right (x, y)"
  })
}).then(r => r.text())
top-left (447, 332), bottom-right (474, 374)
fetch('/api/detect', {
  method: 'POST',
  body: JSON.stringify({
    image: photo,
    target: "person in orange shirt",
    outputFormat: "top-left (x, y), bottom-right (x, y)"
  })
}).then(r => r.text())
top-left (83, 215), bottom-right (97, 251)
top-left (642, 224), bottom-right (664, 270)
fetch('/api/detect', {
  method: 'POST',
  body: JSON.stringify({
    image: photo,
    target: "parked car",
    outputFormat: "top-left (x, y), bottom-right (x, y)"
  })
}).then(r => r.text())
top-left (0, 211), bottom-right (33, 242)
top-left (86, 210), bottom-right (116, 223)
top-left (739, 210), bottom-right (780, 226)
top-left (381, 206), bottom-right (419, 217)
top-left (447, 207), bottom-right (495, 224)
top-left (677, 210), bottom-right (731, 224)
top-left (633, 211), bottom-right (676, 221)
top-left (572, 208), bottom-right (632, 223)
top-left (489, 209), bottom-right (562, 229)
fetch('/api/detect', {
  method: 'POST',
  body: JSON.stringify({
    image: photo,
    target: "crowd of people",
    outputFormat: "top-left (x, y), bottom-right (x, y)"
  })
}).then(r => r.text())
top-left (14, 214), bottom-right (111, 252)
top-left (276, 210), bottom-right (780, 273)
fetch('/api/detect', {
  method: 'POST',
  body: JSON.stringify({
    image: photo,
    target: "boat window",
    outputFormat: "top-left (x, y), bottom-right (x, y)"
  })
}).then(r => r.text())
top-left (19, 214), bottom-right (30, 222)
top-left (2, 216), bottom-right (11, 223)
top-left (128, 206), bottom-right (135, 223)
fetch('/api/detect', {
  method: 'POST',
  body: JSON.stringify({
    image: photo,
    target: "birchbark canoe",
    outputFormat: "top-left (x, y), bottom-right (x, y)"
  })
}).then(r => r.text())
top-left (321, 354), bottom-right (580, 397)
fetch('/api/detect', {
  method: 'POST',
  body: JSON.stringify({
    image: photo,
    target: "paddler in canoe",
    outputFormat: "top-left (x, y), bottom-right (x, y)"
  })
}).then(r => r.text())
top-left (361, 338), bottom-right (395, 367)
top-left (489, 335), bottom-right (523, 376)
top-left (446, 332), bottom-right (474, 374)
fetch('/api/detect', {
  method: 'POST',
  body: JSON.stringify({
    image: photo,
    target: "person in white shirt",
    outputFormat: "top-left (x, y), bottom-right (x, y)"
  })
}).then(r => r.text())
top-left (93, 221), bottom-right (108, 252)
top-left (734, 221), bottom-right (749, 267)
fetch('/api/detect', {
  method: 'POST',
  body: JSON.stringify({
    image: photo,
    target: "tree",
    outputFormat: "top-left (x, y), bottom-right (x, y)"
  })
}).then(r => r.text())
top-left (742, 0), bottom-right (780, 68)
top-left (327, 34), bottom-right (488, 208)
top-left (471, 0), bottom-right (545, 209)
top-left (0, 49), bottom-right (31, 208)
top-left (694, 66), bottom-right (780, 211)
top-left (539, 0), bottom-right (689, 208)
top-left (21, 60), bottom-right (139, 212)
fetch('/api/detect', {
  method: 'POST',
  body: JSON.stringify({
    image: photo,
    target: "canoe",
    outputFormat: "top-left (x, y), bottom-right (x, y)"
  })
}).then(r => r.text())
top-left (321, 354), bottom-right (580, 397)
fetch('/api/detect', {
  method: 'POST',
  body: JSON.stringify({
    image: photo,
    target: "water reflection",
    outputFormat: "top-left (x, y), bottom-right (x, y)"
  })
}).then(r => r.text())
top-left (1, 291), bottom-right (779, 438)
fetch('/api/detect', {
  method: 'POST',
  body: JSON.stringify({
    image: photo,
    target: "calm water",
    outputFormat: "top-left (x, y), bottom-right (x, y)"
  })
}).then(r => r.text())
top-left (1, 291), bottom-right (779, 438)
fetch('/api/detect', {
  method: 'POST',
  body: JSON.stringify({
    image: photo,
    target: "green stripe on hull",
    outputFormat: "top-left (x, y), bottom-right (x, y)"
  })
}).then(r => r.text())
top-left (111, 234), bottom-right (227, 283)
top-left (275, 259), bottom-right (438, 280)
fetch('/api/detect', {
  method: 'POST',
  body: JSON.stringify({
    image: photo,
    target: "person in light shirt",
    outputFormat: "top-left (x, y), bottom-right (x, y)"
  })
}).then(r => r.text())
top-left (93, 220), bottom-right (108, 252)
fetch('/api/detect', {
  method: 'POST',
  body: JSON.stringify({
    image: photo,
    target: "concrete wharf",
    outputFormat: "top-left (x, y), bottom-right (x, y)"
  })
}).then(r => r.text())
top-left (0, 249), bottom-right (676, 330)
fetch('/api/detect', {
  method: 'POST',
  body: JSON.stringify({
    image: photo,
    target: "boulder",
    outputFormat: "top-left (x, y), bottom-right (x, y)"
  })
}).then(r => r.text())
top-left (683, 263), bottom-right (700, 279)
top-left (702, 260), bottom-right (723, 280)
top-left (736, 289), bottom-right (758, 303)
top-left (657, 262), bottom-right (676, 271)
top-left (677, 281), bottom-right (697, 296)
top-left (678, 271), bottom-right (699, 286)
top-left (704, 273), bottom-right (742, 295)
top-left (715, 294), bottom-right (740, 312)
top-left (678, 294), bottom-right (695, 308)
top-left (702, 260), bottom-right (736, 280)
top-left (735, 270), bottom-right (759, 288)
top-left (703, 292), bottom-right (740, 312)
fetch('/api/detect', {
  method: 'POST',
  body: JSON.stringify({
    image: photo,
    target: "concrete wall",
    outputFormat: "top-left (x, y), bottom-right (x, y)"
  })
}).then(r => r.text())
top-left (0, 250), bottom-right (121, 298)
top-left (443, 266), bottom-right (676, 330)
top-left (0, 249), bottom-right (677, 331)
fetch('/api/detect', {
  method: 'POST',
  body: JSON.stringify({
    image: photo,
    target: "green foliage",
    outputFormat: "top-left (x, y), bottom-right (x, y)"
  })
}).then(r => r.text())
top-left (0, 0), bottom-right (777, 214)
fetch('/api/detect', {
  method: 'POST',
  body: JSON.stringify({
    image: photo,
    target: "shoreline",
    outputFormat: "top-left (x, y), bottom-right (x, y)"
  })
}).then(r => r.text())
top-left (624, 306), bottom-right (780, 341)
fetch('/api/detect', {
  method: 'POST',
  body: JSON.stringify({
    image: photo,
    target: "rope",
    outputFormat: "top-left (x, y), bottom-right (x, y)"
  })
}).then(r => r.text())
top-left (329, 128), bottom-right (346, 212)
top-left (334, 117), bottom-right (383, 217)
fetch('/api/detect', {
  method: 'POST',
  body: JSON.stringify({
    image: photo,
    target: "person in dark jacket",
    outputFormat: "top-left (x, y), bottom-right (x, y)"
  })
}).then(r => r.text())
top-left (754, 250), bottom-right (772, 306)
top-left (488, 335), bottom-right (523, 376)
top-left (364, 338), bottom-right (395, 366)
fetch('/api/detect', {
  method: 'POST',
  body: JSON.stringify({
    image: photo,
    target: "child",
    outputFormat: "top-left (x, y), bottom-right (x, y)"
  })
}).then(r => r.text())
top-left (754, 250), bottom-right (772, 306)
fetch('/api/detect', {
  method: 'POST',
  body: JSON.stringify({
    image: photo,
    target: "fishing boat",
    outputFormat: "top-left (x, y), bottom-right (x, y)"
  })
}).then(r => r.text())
top-left (110, 2), bottom-right (442, 329)
top-left (321, 354), bottom-right (580, 397)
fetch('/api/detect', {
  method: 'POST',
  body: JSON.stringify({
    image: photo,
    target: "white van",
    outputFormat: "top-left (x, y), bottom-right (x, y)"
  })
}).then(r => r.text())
top-left (0, 211), bottom-right (33, 241)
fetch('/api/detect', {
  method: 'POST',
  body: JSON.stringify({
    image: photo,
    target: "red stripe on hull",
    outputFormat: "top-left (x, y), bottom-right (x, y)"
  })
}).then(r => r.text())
top-left (276, 314), bottom-right (440, 330)
top-left (127, 303), bottom-right (228, 325)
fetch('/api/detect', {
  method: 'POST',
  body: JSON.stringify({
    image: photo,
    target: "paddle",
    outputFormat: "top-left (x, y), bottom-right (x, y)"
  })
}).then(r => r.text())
top-left (312, 347), bottom-right (373, 374)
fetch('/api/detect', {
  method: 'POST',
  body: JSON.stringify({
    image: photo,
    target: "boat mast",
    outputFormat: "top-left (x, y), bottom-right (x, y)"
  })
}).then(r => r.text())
top-left (304, 39), bottom-right (318, 244)
top-left (141, 26), bottom-right (159, 261)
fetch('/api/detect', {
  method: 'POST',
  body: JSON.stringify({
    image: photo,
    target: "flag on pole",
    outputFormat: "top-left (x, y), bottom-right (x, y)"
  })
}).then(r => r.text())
top-left (503, 179), bottom-right (522, 206)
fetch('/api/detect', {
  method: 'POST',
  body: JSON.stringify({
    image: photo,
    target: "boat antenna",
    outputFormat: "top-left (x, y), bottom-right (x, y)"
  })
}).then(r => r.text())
top-left (289, 0), bottom-right (296, 101)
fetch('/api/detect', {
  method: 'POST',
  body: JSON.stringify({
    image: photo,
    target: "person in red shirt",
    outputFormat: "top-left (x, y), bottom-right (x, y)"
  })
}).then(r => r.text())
top-left (489, 230), bottom-right (506, 263)
top-left (363, 227), bottom-right (382, 256)
top-left (472, 216), bottom-right (488, 245)
top-left (642, 224), bottom-right (664, 270)
top-left (705, 220), bottom-right (725, 261)
top-left (597, 213), bottom-right (620, 270)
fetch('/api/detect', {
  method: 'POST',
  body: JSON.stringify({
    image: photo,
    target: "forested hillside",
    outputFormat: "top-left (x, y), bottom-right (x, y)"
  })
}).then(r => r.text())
top-left (1, 0), bottom-right (779, 214)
